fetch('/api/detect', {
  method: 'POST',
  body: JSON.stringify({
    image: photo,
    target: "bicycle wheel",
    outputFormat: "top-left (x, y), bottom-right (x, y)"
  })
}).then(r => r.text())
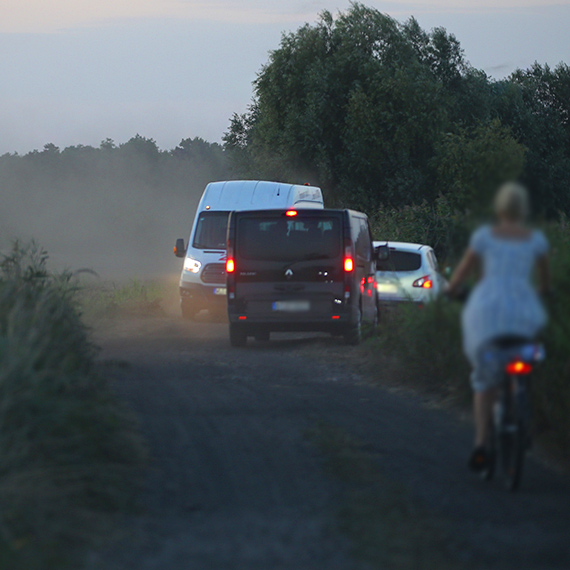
top-left (498, 384), bottom-right (526, 491)
top-left (500, 421), bottom-right (525, 491)
top-left (481, 421), bottom-right (496, 482)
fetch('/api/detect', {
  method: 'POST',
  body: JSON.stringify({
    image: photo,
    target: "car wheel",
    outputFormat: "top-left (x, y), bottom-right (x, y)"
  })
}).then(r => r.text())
top-left (229, 323), bottom-right (247, 347)
top-left (344, 307), bottom-right (362, 346)
top-left (373, 299), bottom-right (380, 328)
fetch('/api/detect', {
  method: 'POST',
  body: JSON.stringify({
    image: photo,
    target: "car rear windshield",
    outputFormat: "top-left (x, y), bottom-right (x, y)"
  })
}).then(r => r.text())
top-left (377, 250), bottom-right (421, 271)
top-left (237, 215), bottom-right (341, 262)
top-left (193, 211), bottom-right (229, 249)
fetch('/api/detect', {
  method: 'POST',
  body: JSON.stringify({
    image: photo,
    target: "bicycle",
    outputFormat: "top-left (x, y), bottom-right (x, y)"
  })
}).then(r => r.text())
top-left (479, 337), bottom-right (546, 491)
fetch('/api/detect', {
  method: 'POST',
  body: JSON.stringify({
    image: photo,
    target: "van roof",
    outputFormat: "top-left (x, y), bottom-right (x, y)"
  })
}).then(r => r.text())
top-left (198, 180), bottom-right (323, 212)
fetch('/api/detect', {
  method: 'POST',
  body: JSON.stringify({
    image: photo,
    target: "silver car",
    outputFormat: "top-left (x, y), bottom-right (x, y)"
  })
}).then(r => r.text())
top-left (373, 241), bottom-right (447, 304)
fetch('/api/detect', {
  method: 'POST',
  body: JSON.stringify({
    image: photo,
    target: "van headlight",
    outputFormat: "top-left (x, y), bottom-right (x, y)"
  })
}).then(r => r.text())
top-left (184, 257), bottom-right (202, 273)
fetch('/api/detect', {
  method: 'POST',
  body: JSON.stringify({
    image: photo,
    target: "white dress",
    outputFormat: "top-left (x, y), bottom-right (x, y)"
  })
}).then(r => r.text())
top-left (462, 225), bottom-right (548, 366)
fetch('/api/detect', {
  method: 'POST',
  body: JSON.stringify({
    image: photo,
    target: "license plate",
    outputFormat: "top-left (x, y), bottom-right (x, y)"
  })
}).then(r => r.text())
top-left (213, 287), bottom-right (227, 296)
top-left (272, 300), bottom-right (310, 312)
top-left (377, 283), bottom-right (398, 294)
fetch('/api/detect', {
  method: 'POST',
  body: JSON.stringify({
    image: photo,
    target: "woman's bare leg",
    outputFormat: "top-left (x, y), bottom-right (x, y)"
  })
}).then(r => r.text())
top-left (474, 387), bottom-right (499, 447)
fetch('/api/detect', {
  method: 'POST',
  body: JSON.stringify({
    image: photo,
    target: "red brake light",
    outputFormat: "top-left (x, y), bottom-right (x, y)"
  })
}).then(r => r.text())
top-left (226, 258), bottom-right (235, 273)
top-left (505, 361), bottom-right (533, 375)
top-left (344, 257), bottom-right (354, 272)
top-left (413, 275), bottom-right (433, 289)
top-left (286, 210), bottom-right (298, 217)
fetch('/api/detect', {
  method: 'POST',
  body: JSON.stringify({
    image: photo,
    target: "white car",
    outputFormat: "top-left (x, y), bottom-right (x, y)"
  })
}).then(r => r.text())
top-left (373, 241), bottom-right (447, 304)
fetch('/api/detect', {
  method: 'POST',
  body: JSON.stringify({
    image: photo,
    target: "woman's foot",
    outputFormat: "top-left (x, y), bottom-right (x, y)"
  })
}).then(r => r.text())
top-left (468, 446), bottom-right (490, 472)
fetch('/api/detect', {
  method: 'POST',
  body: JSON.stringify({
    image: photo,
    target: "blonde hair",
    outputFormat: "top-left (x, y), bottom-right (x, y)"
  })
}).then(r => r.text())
top-left (494, 181), bottom-right (529, 221)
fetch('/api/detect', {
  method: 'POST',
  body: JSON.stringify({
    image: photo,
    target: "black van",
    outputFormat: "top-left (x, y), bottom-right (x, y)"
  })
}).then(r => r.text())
top-left (225, 208), bottom-right (379, 346)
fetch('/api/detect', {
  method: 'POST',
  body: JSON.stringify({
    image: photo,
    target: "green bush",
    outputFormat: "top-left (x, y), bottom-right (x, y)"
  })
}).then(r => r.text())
top-left (533, 220), bottom-right (570, 452)
top-left (0, 243), bottom-right (144, 568)
top-left (369, 195), bottom-right (471, 262)
top-left (372, 300), bottom-right (471, 405)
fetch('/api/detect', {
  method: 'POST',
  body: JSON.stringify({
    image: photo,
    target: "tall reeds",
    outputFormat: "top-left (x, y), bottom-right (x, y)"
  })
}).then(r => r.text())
top-left (0, 242), bottom-right (144, 568)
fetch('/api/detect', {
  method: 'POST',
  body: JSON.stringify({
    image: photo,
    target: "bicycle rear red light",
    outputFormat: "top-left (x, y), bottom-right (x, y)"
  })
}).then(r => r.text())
top-left (505, 361), bottom-right (532, 375)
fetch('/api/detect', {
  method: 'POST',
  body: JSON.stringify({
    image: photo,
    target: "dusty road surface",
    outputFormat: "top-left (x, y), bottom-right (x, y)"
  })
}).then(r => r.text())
top-left (87, 314), bottom-right (570, 570)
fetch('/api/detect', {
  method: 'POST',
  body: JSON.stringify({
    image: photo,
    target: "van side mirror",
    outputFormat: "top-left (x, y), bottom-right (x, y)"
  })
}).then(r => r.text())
top-left (375, 244), bottom-right (389, 262)
top-left (174, 238), bottom-right (187, 258)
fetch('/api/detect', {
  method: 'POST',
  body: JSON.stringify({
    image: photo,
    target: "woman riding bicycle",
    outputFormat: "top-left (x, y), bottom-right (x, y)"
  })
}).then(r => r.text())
top-left (446, 182), bottom-right (550, 471)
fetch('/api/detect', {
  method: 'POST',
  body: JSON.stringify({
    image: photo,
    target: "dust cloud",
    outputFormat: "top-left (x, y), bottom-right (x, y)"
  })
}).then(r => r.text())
top-left (0, 137), bottom-right (230, 283)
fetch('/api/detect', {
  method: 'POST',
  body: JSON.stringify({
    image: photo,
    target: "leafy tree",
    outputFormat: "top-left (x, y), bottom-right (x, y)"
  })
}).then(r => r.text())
top-left (494, 63), bottom-right (570, 215)
top-left (435, 119), bottom-right (526, 214)
top-left (224, 3), bottom-right (570, 221)
top-left (119, 134), bottom-right (160, 163)
top-left (224, 4), bottom-right (488, 209)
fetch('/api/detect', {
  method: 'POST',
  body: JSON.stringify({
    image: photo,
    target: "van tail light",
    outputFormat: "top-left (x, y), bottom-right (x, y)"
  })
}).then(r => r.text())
top-left (226, 258), bottom-right (235, 273)
top-left (505, 361), bottom-right (533, 375)
top-left (344, 246), bottom-right (354, 272)
top-left (413, 275), bottom-right (433, 289)
top-left (343, 236), bottom-right (354, 297)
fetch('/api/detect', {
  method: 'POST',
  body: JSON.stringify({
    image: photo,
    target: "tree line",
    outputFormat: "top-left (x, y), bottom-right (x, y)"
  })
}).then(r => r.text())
top-left (0, 135), bottom-right (228, 200)
top-left (0, 136), bottom-right (230, 268)
top-left (223, 3), bottom-right (570, 226)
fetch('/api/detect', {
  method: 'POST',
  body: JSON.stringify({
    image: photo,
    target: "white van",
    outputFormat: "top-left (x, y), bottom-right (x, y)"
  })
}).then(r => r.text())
top-left (174, 180), bottom-right (324, 318)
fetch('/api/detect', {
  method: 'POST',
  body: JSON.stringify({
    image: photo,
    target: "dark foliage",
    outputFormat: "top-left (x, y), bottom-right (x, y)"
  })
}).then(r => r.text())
top-left (223, 3), bottom-right (570, 224)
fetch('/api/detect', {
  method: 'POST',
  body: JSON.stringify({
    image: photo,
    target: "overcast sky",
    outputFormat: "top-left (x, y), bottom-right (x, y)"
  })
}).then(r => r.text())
top-left (1, 0), bottom-right (569, 155)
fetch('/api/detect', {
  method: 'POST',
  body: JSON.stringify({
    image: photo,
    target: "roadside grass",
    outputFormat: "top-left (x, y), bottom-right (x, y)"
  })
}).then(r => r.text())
top-left (79, 277), bottom-right (165, 322)
top-left (307, 421), bottom-right (469, 570)
top-left (0, 243), bottom-right (145, 568)
top-left (364, 300), bottom-right (472, 407)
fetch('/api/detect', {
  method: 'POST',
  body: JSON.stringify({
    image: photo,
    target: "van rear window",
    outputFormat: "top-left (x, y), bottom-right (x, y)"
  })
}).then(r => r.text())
top-left (237, 216), bottom-right (341, 262)
top-left (377, 250), bottom-right (422, 272)
top-left (193, 211), bottom-right (229, 250)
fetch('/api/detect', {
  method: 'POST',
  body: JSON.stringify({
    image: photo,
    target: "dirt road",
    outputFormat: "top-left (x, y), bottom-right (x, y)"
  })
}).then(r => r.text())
top-left (87, 315), bottom-right (570, 570)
